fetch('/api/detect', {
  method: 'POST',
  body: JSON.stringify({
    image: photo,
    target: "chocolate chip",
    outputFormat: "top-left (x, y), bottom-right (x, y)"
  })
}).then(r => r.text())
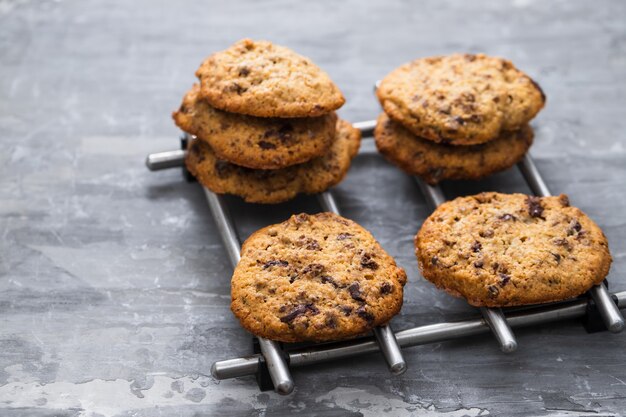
top-left (238, 66), bottom-right (250, 76)
top-left (488, 285), bottom-right (499, 297)
top-left (258, 141), bottom-right (276, 150)
top-left (321, 275), bottom-right (339, 288)
top-left (567, 220), bottom-right (582, 236)
top-left (553, 238), bottom-right (572, 251)
top-left (214, 160), bottom-right (232, 178)
top-left (356, 305), bottom-right (374, 325)
top-left (294, 213), bottom-right (309, 224)
top-left (339, 306), bottom-right (353, 316)
top-left (297, 235), bottom-right (321, 250)
top-left (280, 303), bottom-right (319, 323)
top-left (302, 263), bottom-right (325, 276)
top-left (498, 213), bottom-right (516, 221)
top-left (360, 253), bottom-right (379, 270)
top-left (277, 124), bottom-right (294, 142)
top-left (431, 256), bottom-right (439, 265)
top-left (551, 253), bottom-right (561, 264)
top-left (499, 273), bottom-right (510, 287)
top-left (325, 315), bottom-right (337, 329)
top-left (227, 82), bottom-right (246, 94)
top-left (526, 196), bottom-right (545, 219)
top-left (336, 233), bottom-right (353, 240)
top-left (262, 260), bottom-right (289, 269)
top-left (471, 241), bottom-right (482, 253)
top-left (474, 260), bottom-right (484, 268)
top-left (380, 283), bottom-right (393, 295)
top-left (453, 116), bottom-right (466, 126)
top-left (348, 282), bottom-right (365, 302)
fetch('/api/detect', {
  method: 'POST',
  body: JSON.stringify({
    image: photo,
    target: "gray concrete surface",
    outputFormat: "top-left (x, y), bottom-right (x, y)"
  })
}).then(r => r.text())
top-left (1, 0), bottom-right (625, 415)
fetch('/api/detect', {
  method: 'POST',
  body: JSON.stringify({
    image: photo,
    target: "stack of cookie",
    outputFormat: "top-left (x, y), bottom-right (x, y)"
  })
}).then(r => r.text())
top-left (173, 39), bottom-right (361, 204)
top-left (374, 54), bottom-right (546, 184)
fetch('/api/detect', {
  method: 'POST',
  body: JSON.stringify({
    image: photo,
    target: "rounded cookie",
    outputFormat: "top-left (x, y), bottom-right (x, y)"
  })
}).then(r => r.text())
top-left (415, 193), bottom-right (611, 307)
top-left (374, 113), bottom-right (533, 184)
top-left (185, 119), bottom-right (361, 204)
top-left (173, 84), bottom-right (337, 169)
top-left (377, 53), bottom-right (545, 145)
top-left (196, 39), bottom-right (345, 118)
top-left (231, 212), bottom-right (407, 343)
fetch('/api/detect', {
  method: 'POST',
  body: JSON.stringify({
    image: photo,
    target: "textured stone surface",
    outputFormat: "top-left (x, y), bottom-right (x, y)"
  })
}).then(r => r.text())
top-left (0, 0), bottom-right (625, 415)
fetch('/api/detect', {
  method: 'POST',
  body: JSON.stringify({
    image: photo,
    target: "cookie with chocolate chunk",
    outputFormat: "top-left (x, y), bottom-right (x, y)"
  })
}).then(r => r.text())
top-left (173, 84), bottom-right (337, 169)
top-left (377, 54), bottom-right (545, 145)
top-left (415, 193), bottom-right (611, 307)
top-left (184, 119), bottom-right (361, 204)
top-left (231, 212), bottom-right (407, 343)
top-left (374, 113), bottom-right (533, 184)
top-left (196, 39), bottom-right (345, 118)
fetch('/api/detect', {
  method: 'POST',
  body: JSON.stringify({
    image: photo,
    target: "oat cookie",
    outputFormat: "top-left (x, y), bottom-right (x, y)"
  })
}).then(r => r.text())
top-left (415, 193), bottom-right (611, 307)
top-left (173, 85), bottom-right (337, 169)
top-left (184, 119), bottom-right (361, 204)
top-left (377, 54), bottom-right (545, 145)
top-left (374, 113), bottom-right (533, 184)
top-left (230, 212), bottom-right (407, 343)
top-left (196, 39), bottom-right (345, 118)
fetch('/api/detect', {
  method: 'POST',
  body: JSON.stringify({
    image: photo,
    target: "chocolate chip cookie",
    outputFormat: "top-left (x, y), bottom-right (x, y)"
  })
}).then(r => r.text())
top-left (185, 119), bottom-right (361, 204)
top-left (196, 39), bottom-right (345, 118)
top-left (374, 113), bottom-right (534, 184)
top-left (231, 212), bottom-right (407, 343)
top-left (377, 54), bottom-right (545, 145)
top-left (415, 193), bottom-right (611, 307)
top-left (173, 84), bottom-right (337, 169)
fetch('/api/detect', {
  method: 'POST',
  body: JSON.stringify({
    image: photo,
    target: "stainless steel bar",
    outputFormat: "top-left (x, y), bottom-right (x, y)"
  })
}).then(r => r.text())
top-left (353, 119), bottom-right (376, 137)
top-left (414, 177), bottom-right (518, 352)
top-left (480, 307), bottom-right (518, 353)
top-left (589, 285), bottom-right (625, 333)
top-left (202, 187), bottom-right (294, 395)
top-left (316, 191), bottom-right (407, 375)
top-left (145, 149), bottom-right (186, 171)
top-left (211, 290), bottom-right (626, 379)
top-left (517, 153), bottom-right (625, 333)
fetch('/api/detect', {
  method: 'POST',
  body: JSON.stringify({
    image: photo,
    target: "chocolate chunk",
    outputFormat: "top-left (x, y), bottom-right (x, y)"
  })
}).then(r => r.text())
top-left (279, 303), bottom-right (319, 323)
top-left (474, 260), bottom-right (484, 268)
top-left (487, 285), bottom-right (499, 297)
top-left (453, 115), bottom-right (466, 126)
top-left (360, 253), bottom-right (379, 270)
top-left (499, 273), bottom-right (510, 287)
top-left (380, 282), bottom-right (393, 295)
top-left (526, 196), bottom-right (545, 219)
top-left (431, 256), bottom-right (439, 265)
top-left (336, 233), bottom-right (353, 240)
top-left (277, 124), bottom-right (294, 142)
top-left (238, 66), bottom-right (250, 76)
top-left (339, 305), bottom-right (353, 316)
top-left (302, 263), bottom-right (325, 276)
top-left (320, 275), bottom-right (339, 288)
top-left (258, 141), bottom-right (276, 150)
top-left (498, 213), bottom-right (516, 221)
top-left (553, 238), bottom-right (572, 251)
top-left (325, 315), bottom-right (337, 329)
top-left (551, 252), bottom-right (561, 264)
top-left (297, 235), bottom-right (321, 250)
top-left (567, 220), bottom-right (582, 236)
top-left (262, 260), bottom-right (289, 269)
top-left (471, 241), bottom-right (482, 253)
top-left (348, 282), bottom-right (365, 302)
top-left (227, 82), bottom-right (246, 94)
top-left (356, 305), bottom-right (374, 325)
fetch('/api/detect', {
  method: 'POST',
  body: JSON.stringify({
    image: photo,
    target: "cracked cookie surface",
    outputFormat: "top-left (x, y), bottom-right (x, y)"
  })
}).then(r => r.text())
top-left (415, 193), bottom-right (611, 307)
top-left (374, 113), bottom-right (533, 184)
top-left (184, 119), bottom-right (360, 204)
top-left (231, 212), bottom-right (407, 343)
top-left (196, 39), bottom-right (345, 118)
top-left (377, 53), bottom-right (545, 145)
top-left (174, 84), bottom-right (337, 169)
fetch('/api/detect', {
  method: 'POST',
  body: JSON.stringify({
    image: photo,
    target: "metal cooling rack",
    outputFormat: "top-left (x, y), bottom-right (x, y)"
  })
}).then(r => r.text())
top-left (146, 118), bottom-right (625, 395)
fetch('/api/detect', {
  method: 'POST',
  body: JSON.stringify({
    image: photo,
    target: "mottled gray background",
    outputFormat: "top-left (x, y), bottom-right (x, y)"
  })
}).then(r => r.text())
top-left (1, 0), bottom-right (625, 415)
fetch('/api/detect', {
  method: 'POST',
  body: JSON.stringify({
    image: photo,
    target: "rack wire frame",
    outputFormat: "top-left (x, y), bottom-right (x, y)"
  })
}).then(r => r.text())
top-left (146, 120), bottom-right (625, 395)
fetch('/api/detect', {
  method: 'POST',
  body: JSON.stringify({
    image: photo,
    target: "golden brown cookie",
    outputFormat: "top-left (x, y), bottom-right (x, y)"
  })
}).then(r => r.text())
top-left (377, 54), bottom-right (545, 145)
top-left (374, 113), bottom-right (534, 184)
top-left (173, 84), bottom-right (337, 169)
top-left (415, 193), bottom-right (611, 307)
top-left (231, 212), bottom-right (407, 343)
top-left (196, 39), bottom-right (345, 118)
top-left (185, 119), bottom-right (361, 204)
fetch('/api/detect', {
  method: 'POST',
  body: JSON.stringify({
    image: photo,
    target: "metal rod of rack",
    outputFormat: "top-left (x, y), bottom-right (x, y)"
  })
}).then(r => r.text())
top-left (316, 192), bottom-right (406, 375)
top-left (516, 154), bottom-right (625, 333)
top-left (211, 290), bottom-right (626, 379)
top-left (413, 177), bottom-right (518, 352)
